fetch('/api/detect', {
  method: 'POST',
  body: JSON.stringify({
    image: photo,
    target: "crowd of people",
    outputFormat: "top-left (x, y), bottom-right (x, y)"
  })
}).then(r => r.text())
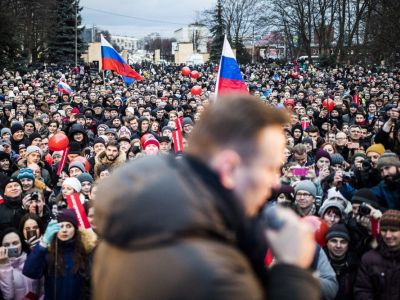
top-left (0, 61), bottom-right (399, 299)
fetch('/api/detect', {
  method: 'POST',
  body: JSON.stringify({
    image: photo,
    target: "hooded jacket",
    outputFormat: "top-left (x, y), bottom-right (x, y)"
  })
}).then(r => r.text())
top-left (0, 252), bottom-right (43, 300)
top-left (93, 155), bottom-right (320, 300)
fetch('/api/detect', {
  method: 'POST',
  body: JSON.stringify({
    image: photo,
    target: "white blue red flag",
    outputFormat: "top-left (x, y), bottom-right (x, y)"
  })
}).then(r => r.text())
top-left (57, 79), bottom-right (73, 94)
top-left (215, 36), bottom-right (248, 97)
top-left (101, 35), bottom-right (143, 84)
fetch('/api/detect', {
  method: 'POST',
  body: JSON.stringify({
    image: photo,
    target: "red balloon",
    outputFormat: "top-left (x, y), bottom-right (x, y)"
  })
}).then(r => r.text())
top-left (181, 66), bottom-right (191, 76)
top-left (72, 156), bottom-right (91, 172)
top-left (191, 85), bottom-right (202, 96)
top-left (48, 133), bottom-right (69, 151)
top-left (323, 99), bottom-right (335, 113)
top-left (190, 70), bottom-right (199, 79)
top-left (302, 216), bottom-right (329, 247)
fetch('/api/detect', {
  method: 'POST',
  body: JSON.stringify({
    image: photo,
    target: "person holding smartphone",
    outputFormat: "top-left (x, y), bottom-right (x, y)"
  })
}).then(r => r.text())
top-left (0, 228), bottom-right (43, 300)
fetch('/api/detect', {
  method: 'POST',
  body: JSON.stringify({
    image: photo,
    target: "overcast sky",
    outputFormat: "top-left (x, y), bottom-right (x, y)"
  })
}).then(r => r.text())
top-left (81, 0), bottom-right (215, 38)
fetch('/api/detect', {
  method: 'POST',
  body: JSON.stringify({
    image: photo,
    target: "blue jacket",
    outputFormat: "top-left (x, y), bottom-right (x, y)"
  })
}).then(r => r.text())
top-left (23, 240), bottom-right (85, 300)
top-left (372, 180), bottom-right (400, 209)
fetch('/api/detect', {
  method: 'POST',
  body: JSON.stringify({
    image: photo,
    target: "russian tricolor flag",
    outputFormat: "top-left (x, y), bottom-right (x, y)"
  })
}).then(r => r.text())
top-left (101, 35), bottom-right (143, 84)
top-left (215, 36), bottom-right (248, 97)
top-left (57, 79), bottom-right (73, 95)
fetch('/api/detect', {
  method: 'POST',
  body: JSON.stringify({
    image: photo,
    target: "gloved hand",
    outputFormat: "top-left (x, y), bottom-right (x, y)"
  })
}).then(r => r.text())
top-left (43, 220), bottom-right (61, 245)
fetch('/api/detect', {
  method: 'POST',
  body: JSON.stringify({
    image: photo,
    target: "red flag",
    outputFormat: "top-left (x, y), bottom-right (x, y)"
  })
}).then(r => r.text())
top-left (57, 148), bottom-right (69, 176)
top-left (66, 193), bottom-right (91, 229)
top-left (173, 117), bottom-right (184, 153)
top-left (353, 94), bottom-right (360, 106)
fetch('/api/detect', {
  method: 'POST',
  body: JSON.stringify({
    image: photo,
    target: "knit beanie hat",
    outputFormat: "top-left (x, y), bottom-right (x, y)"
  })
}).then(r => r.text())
top-left (352, 152), bottom-right (367, 163)
top-left (366, 143), bottom-right (385, 155)
top-left (319, 200), bottom-right (346, 219)
top-left (326, 223), bottom-right (350, 242)
top-left (77, 172), bottom-right (94, 184)
top-left (380, 209), bottom-right (400, 231)
top-left (57, 208), bottom-right (78, 228)
top-left (182, 117), bottom-right (193, 126)
top-left (118, 126), bottom-right (131, 137)
top-left (330, 153), bottom-right (345, 166)
top-left (1, 128), bottom-right (11, 136)
top-left (26, 145), bottom-right (43, 157)
top-left (10, 122), bottom-right (24, 135)
top-left (62, 177), bottom-right (81, 193)
top-left (52, 151), bottom-right (63, 158)
top-left (376, 152), bottom-right (400, 170)
top-left (143, 136), bottom-right (160, 149)
top-left (315, 148), bottom-right (331, 163)
top-left (0, 151), bottom-right (10, 162)
top-left (17, 168), bottom-right (35, 181)
top-left (162, 126), bottom-right (173, 133)
top-left (68, 161), bottom-right (86, 173)
top-left (28, 132), bottom-right (41, 145)
top-left (351, 188), bottom-right (380, 208)
top-left (294, 180), bottom-right (317, 198)
top-left (97, 124), bottom-right (109, 131)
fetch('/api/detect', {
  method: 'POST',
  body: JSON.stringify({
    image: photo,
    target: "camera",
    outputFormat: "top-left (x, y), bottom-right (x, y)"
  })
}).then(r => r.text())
top-left (30, 192), bottom-right (39, 201)
top-left (358, 202), bottom-right (371, 216)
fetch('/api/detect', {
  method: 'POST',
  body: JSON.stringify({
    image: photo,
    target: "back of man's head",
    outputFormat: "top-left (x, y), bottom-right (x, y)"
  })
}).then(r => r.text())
top-left (187, 95), bottom-right (288, 162)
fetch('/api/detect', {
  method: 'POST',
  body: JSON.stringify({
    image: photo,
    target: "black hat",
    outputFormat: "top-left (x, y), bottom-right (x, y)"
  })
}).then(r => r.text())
top-left (326, 224), bottom-right (350, 242)
top-left (2, 177), bottom-right (22, 193)
top-left (158, 136), bottom-right (171, 143)
top-left (11, 122), bottom-right (24, 135)
top-left (28, 131), bottom-right (41, 145)
top-left (351, 188), bottom-right (380, 208)
top-left (117, 137), bottom-right (131, 144)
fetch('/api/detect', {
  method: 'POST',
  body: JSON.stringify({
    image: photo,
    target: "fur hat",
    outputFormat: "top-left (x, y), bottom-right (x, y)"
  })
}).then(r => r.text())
top-left (376, 152), bottom-right (400, 170)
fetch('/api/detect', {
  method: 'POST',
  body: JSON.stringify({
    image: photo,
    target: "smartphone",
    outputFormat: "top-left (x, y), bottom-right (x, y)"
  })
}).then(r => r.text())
top-left (26, 230), bottom-right (37, 240)
top-left (7, 247), bottom-right (19, 258)
top-left (292, 167), bottom-right (308, 176)
top-left (11, 109), bottom-right (15, 115)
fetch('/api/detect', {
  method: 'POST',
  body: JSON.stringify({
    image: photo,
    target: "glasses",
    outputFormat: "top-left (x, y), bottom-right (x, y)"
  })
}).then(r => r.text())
top-left (296, 192), bottom-right (312, 198)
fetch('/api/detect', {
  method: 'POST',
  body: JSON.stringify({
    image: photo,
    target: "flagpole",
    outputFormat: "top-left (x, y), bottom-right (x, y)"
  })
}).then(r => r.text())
top-left (214, 36), bottom-right (227, 102)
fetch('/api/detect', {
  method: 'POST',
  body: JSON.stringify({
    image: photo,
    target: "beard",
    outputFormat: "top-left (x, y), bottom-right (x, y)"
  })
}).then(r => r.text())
top-left (384, 171), bottom-right (400, 188)
top-left (106, 154), bottom-right (118, 162)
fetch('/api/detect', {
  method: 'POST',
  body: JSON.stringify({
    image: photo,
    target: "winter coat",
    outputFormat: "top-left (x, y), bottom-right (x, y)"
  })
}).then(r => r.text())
top-left (324, 250), bottom-right (359, 300)
top-left (0, 253), bottom-right (43, 300)
top-left (93, 155), bottom-right (320, 300)
top-left (354, 242), bottom-right (400, 300)
top-left (371, 179), bottom-right (400, 209)
top-left (23, 229), bottom-right (96, 300)
top-left (0, 196), bottom-right (25, 232)
top-left (93, 150), bottom-right (126, 177)
top-left (317, 248), bottom-right (339, 300)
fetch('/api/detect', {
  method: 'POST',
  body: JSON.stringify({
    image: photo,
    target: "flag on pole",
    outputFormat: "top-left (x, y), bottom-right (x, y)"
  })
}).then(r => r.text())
top-left (101, 34), bottom-right (143, 84)
top-left (66, 193), bottom-right (91, 229)
top-left (57, 79), bottom-right (73, 94)
top-left (215, 36), bottom-right (248, 98)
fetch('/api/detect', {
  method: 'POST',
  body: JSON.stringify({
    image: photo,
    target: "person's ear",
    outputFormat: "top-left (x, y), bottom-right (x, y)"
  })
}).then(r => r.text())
top-left (210, 150), bottom-right (241, 190)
